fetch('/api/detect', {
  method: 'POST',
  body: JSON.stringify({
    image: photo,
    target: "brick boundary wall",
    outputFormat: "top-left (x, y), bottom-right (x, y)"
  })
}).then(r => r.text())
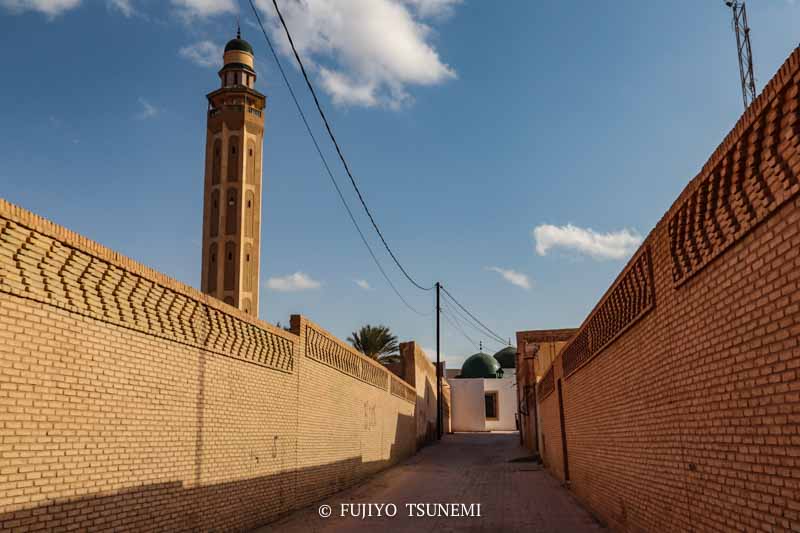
top-left (538, 46), bottom-right (800, 531)
top-left (0, 198), bottom-right (424, 531)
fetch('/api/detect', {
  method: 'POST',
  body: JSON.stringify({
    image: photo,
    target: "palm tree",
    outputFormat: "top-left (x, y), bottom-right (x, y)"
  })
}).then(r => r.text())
top-left (348, 325), bottom-right (400, 364)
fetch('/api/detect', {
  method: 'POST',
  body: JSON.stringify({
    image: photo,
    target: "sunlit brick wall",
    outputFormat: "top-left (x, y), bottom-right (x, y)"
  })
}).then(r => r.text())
top-left (0, 198), bottom-right (418, 532)
top-left (538, 47), bottom-right (800, 532)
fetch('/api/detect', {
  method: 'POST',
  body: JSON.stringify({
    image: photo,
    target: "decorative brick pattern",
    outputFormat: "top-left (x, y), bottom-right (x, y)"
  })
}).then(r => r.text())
top-left (536, 47), bottom-right (800, 532)
top-left (0, 216), bottom-right (294, 373)
top-left (304, 324), bottom-right (389, 390)
top-left (538, 365), bottom-right (555, 400)
top-left (390, 374), bottom-right (417, 404)
top-left (0, 199), bottom-right (422, 532)
top-left (668, 53), bottom-right (800, 285)
top-left (561, 247), bottom-right (655, 378)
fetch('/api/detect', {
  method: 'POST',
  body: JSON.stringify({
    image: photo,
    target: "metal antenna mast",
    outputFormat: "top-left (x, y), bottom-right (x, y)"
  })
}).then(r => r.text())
top-left (725, 1), bottom-right (756, 109)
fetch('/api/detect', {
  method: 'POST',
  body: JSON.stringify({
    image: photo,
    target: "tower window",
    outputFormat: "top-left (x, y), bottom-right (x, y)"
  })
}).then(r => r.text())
top-left (249, 149), bottom-right (253, 156)
top-left (232, 146), bottom-right (236, 154)
top-left (228, 252), bottom-right (233, 260)
top-left (247, 200), bottom-right (251, 208)
top-left (246, 254), bottom-right (250, 261)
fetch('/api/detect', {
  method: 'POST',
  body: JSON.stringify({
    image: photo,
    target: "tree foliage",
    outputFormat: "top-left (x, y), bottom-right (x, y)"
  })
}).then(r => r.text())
top-left (348, 324), bottom-right (400, 363)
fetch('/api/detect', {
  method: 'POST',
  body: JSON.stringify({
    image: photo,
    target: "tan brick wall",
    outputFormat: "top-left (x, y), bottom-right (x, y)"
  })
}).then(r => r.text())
top-left (515, 329), bottom-right (576, 453)
top-left (399, 341), bottom-right (440, 447)
top-left (0, 198), bottom-right (420, 532)
top-left (538, 47), bottom-right (800, 532)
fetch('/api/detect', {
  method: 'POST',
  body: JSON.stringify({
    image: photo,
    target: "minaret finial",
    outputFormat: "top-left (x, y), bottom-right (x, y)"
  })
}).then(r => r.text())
top-left (479, 341), bottom-right (483, 351)
top-left (237, 17), bottom-right (241, 39)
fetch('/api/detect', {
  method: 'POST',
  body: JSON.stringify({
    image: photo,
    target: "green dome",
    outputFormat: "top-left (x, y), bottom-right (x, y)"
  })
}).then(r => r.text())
top-left (225, 37), bottom-right (254, 55)
top-left (460, 352), bottom-right (502, 379)
top-left (493, 346), bottom-right (517, 369)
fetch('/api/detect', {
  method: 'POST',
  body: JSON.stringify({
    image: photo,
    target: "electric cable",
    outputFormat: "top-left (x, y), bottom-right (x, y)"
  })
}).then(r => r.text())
top-left (262, 0), bottom-right (434, 292)
top-left (247, 0), bottom-right (431, 317)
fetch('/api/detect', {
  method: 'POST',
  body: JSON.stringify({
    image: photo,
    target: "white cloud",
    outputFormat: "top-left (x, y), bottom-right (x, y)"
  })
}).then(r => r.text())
top-left (533, 224), bottom-right (643, 260)
top-left (402, 0), bottom-right (461, 19)
top-left (354, 279), bottom-right (372, 290)
top-left (486, 267), bottom-right (532, 290)
top-left (107, 0), bottom-right (133, 16)
top-left (179, 41), bottom-right (223, 68)
top-left (172, 0), bottom-right (236, 19)
top-left (1, 0), bottom-right (81, 16)
top-left (135, 98), bottom-right (158, 120)
top-left (256, 0), bottom-right (457, 108)
top-left (267, 272), bottom-right (321, 292)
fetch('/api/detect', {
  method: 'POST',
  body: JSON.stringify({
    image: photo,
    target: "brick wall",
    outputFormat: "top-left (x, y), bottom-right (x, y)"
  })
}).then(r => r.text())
top-left (399, 341), bottom-right (441, 447)
top-left (514, 329), bottom-right (576, 453)
top-left (537, 47), bottom-right (800, 531)
top-left (0, 198), bottom-right (419, 531)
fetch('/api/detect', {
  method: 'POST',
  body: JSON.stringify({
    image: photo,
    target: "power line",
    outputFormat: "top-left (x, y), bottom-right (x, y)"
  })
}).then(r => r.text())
top-left (247, 1), bottom-right (430, 317)
top-left (440, 306), bottom-right (478, 349)
top-left (264, 0), bottom-right (434, 293)
top-left (441, 292), bottom-right (506, 346)
top-left (440, 286), bottom-right (507, 345)
top-left (441, 294), bottom-right (507, 349)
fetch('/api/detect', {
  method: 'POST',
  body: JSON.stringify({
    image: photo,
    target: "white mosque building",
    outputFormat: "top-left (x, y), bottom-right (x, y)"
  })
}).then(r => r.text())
top-left (446, 347), bottom-right (518, 432)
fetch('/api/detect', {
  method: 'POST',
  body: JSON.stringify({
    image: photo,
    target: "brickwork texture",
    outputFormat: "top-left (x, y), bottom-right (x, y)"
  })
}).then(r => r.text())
top-left (0, 198), bottom-right (428, 532)
top-left (537, 47), bottom-right (800, 532)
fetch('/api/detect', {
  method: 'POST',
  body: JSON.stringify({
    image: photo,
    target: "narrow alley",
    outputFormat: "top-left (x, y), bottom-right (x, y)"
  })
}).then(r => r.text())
top-left (257, 433), bottom-right (604, 532)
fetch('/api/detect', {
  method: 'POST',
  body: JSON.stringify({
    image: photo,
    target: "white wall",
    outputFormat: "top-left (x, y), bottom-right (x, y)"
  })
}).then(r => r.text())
top-left (449, 379), bottom-right (485, 432)
top-left (484, 372), bottom-right (517, 431)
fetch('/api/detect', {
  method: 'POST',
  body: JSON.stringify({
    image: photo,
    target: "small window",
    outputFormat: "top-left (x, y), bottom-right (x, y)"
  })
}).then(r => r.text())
top-left (232, 146), bottom-right (237, 154)
top-left (485, 392), bottom-right (498, 421)
top-left (228, 252), bottom-right (233, 260)
top-left (246, 254), bottom-right (250, 261)
top-left (249, 149), bottom-right (253, 156)
top-left (247, 200), bottom-right (251, 208)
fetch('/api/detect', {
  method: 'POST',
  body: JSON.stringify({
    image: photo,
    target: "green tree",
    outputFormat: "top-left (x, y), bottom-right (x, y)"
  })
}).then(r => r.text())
top-left (348, 324), bottom-right (400, 364)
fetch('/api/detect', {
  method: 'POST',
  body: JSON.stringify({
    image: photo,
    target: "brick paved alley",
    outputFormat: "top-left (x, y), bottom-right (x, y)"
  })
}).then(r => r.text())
top-left (256, 432), bottom-right (605, 532)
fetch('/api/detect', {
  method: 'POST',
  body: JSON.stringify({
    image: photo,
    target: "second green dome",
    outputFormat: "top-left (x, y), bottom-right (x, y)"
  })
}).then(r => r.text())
top-left (460, 352), bottom-right (502, 378)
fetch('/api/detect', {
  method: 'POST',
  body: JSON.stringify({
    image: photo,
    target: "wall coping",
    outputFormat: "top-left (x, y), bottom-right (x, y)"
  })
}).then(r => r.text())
top-left (0, 197), bottom-right (299, 345)
top-left (555, 45), bottom-right (800, 372)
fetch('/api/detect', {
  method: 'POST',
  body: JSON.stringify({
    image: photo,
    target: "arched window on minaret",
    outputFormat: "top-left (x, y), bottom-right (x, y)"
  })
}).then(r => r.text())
top-left (210, 190), bottom-right (220, 237)
top-left (243, 243), bottom-right (253, 292)
top-left (225, 188), bottom-right (238, 235)
top-left (247, 140), bottom-right (256, 184)
top-left (212, 139), bottom-right (221, 185)
top-left (227, 136), bottom-right (239, 182)
top-left (245, 190), bottom-right (255, 238)
top-left (208, 242), bottom-right (218, 293)
top-left (224, 241), bottom-right (236, 291)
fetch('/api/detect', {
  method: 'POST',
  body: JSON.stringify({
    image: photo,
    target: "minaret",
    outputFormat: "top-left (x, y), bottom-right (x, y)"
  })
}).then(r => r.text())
top-left (200, 28), bottom-right (265, 316)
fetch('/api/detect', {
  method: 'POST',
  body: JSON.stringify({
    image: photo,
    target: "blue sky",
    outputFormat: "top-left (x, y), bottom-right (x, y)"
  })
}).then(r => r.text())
top-left (1, 0), bottom-right (799, 369)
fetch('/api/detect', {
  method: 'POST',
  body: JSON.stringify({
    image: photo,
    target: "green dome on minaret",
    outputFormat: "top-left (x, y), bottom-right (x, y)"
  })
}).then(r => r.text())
top-left (460, 352), bottom-right (502, 378)
top-left (224, 25), bottom-right (254, 55)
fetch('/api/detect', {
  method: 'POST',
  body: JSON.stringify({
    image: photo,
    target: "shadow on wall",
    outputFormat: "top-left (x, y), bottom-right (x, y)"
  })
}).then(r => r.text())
top-left (0, 413), bottom-right (417, 532)
top-left (421, 378), bottom-right (436, 447)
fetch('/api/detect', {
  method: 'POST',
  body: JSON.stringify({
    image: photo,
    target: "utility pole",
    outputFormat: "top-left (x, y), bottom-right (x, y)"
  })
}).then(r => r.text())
top-left (436, 281), bottom-right (442, 440)
top-left (725, 1), bottom-right (757, 109)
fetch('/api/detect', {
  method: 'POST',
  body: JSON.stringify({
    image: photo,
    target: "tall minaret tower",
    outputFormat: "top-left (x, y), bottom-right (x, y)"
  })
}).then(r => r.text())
top-left (200, 28), bottom-right (265, 316)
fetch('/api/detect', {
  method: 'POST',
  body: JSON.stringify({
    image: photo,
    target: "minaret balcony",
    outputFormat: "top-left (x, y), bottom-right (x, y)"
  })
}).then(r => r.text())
top-left (208, 105), bottom-right (263, 118)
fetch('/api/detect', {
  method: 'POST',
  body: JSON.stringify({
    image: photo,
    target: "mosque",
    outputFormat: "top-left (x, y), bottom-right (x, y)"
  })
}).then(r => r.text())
top-left (446, 346), bottom-right (518, 432)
